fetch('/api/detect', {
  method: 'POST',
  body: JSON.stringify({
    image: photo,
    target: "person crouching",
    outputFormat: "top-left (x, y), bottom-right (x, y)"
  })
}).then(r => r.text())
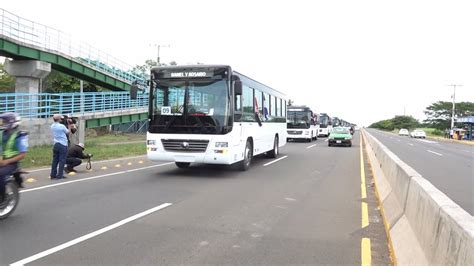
top-left (65, 143), bottom-right (91, 173)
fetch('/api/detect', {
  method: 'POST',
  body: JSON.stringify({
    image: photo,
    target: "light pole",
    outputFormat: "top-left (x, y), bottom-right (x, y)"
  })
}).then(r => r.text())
top-left (447, 84), bottom-right (462, 129)
top-left (150, 44), bottom-right (170, 65)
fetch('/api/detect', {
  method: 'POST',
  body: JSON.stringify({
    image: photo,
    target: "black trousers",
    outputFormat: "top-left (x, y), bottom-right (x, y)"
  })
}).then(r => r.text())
top-left (66, 157), bottom-right (82, 170)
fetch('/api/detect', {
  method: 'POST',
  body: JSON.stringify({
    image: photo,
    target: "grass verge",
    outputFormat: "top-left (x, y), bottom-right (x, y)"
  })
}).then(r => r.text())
top-left (21, 134), bottom-right (146, 169)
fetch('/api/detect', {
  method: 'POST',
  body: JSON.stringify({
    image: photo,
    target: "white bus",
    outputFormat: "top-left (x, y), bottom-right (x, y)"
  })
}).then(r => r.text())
top-left (317, 113), bottom-right (333, 137)
top-left (287, 105), bottom-right (318, 142)
top-left (146, 65), bottom-right (287, 170)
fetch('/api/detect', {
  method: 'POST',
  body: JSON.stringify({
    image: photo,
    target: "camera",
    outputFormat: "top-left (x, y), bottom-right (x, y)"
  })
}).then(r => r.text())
top-left (61, 115), bottom-right (78, 133)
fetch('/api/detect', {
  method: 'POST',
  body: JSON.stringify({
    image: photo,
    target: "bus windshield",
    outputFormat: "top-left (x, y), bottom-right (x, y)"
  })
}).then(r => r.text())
top-left (287, 110), bottom-right (311, 129)
top-left (149, 79), bottom-right (231, 134)
top-left (319, 115), bottom-right (329, 127)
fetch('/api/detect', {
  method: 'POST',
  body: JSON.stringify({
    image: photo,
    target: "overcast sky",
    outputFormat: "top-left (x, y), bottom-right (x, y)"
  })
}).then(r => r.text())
top-left (2, 0), bottom-right (473, 126)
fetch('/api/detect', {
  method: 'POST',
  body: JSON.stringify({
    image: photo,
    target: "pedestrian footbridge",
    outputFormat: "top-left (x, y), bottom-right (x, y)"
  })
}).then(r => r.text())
top-left (0, 8), bottom-right (147, 91)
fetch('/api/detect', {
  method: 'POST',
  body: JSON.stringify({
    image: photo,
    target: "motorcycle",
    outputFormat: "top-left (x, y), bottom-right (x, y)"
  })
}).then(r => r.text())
top-left (0, 170), bottom-right (24, 220)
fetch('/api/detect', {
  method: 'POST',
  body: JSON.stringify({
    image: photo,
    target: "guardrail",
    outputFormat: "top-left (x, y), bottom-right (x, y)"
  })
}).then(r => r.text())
top-left (0, 92), bottom-right (149, 118)
top-left (0, 8), bottom-right (147, 85)
top-left (362, 129), bottom-right (473, 265)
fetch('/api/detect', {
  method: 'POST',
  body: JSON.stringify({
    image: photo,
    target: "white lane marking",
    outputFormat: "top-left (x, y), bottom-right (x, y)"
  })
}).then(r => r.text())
top-left (20, 163), bottom-right (174, 193)
top-left (427, 150), bottom-right (443, 156)
top-left (11, 203), bottom-right (173, 266)
top-left (285, 197), bottom-right (297, 201)
top-left (306, 144), bottom-right (317, 149)
top-left (26, 155), bottom-right (147, 173)
top-left (418, 139), bottom-right (438, 144)
top-left (324, 139), bottom-right (328, 142)
top-left (263, 155), bottom-right (288, 166)
top-left (408, 143), bottom-right (414, 146)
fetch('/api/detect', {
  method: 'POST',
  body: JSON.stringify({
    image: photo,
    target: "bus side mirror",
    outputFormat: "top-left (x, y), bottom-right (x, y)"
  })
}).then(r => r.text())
top-left (234, 80), bottom-right (242, 96)
top-left (130, 84), bottom-right (138, 100)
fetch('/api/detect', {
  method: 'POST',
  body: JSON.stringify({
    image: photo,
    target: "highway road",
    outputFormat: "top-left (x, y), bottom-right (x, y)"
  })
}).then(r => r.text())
top-left (0, 132), bottom-right (390, 265)
top-left (367, 129), bottom-right (474, 215)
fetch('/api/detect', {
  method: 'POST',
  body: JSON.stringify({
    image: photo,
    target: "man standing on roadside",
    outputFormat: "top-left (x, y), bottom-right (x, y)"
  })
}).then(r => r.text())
top-left (50, 114), bottom-right (73, 179)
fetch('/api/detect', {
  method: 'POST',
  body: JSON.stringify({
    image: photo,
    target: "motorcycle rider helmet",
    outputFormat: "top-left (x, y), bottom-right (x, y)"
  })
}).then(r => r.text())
top-left (0, 112), bottom-right (22, 130)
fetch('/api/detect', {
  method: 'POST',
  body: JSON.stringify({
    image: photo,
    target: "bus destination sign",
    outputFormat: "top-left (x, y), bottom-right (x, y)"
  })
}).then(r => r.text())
top-left (164, 71), bottom-right (214, 78)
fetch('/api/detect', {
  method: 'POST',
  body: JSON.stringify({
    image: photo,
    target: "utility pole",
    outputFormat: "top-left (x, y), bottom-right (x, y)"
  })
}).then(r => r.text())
top-left (150, 44), bottom-right (170, 65)
top-left (447, 84), bottom-right (462, 129)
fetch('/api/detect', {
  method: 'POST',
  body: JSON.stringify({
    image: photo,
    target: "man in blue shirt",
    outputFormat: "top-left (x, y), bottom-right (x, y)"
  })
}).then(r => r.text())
top-left (0, 112), bottom-right (28, 206)
top-left (50, 114), bottom-right (73, 179)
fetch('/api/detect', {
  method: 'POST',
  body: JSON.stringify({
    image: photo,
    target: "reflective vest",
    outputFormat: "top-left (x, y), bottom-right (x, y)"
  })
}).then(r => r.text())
top-left (2, 130), bottom-right (20, 159)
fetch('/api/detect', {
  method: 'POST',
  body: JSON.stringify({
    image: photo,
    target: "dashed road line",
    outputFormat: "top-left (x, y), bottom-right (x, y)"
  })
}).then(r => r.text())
top-left (11, 203), bottom-right (173, 266)
top-left (427, 150), bottom-right (443, 156)
top-left (263, 156), bottom-right (288, 166)
top-left (306, 144), bottom-right (317, 149)
top-left (361, 238), bottom-right (372, 266)
top-left (408, 143), bottom-right (414, 146)
top-left (362, 203), bottom-right (369, 228)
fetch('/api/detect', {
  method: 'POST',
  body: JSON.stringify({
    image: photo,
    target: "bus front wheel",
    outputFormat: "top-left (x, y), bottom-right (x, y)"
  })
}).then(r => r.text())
top-left (237, 139), bottom-right (253, 171)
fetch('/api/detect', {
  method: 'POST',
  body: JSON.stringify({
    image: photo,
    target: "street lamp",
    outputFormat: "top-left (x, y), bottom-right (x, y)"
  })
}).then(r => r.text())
top-left (447, 84), bottom-right (462, 129)
top-left (150, 44), bottom-right (170, 65)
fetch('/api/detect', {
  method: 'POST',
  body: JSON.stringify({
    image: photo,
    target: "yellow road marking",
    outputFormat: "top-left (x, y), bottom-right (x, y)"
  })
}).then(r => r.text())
top-left (362, 202), bottom-right (369, 228)
top-left (68, 172), bottom-right (76, 176)
top-left (361, 238), bottom-right (372, 266)
top-left (100, 166), bottom-right (108, 170)
top-left (360, 135), bottom-right (367, 199)
top-left (138, 160), bottom-right (144, 164)
top-left (26, 178), bottom-right (36, 183)
top-left (127, 162), bottom-right (132, 166)
top-left (115, 164), bottom-right (121, 168)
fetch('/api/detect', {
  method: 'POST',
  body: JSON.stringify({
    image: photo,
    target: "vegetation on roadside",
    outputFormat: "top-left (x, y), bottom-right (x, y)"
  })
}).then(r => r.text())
top-left (369, 115), bottom-right (419, 131)
top-left (423, 101), bottom-right (474, 129)
top-left (21, 134), bottom-right (146, 169)
top-left (369, 101), bottom-right (474, 133)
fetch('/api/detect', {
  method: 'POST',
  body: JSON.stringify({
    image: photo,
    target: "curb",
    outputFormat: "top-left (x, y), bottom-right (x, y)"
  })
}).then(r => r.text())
top-left (24, 154), bottom-right (147, 173)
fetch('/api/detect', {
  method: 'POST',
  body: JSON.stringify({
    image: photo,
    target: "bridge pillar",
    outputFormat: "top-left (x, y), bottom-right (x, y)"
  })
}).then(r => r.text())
top-left (78, 118), bottom-right (86, 145)
top-left (4, 59), bottom-right (51, 117)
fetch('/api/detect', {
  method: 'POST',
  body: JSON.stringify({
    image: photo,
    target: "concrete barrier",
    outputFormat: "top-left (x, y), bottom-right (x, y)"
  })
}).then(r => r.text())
top-left (362, 129), bottom-right (473, 265)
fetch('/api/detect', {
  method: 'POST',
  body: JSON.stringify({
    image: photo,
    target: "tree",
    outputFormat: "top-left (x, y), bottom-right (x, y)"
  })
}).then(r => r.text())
top-left (390, 115), bottom-right (420, 130)
top-left (41, 70), bottom-right (108, 93)
top-left (424, 101), bottom-right (474, 129)
top-left (0, 62), bottom-right (15, 92)
top-left (369, 115), bottom-right (419, 130)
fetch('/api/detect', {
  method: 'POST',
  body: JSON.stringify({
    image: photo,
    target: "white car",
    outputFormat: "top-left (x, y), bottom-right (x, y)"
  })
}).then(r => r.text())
top-left (398, 128), bottom-right (409, 136)
top-left (410, 129), bottom-right (426, 138)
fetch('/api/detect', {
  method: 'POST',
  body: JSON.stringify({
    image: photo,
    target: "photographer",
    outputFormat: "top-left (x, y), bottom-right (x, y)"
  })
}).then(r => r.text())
top-left (65, 143), bottom-right (92, 173)
top-left (61, 115), bottom-right (78, 146)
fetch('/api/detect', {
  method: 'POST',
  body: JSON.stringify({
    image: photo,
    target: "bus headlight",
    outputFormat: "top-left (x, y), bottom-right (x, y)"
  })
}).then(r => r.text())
top-left (147, 140), bottom-right (156, 145)
top-left (215, 142), bottom-right (228, 148)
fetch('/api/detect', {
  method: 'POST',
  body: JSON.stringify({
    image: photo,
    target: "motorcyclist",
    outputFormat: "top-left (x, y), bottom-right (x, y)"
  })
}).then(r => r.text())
top-left (65, 143), bottom-right (92, 173)
top-left (0, 112), bottom-right (28, 207)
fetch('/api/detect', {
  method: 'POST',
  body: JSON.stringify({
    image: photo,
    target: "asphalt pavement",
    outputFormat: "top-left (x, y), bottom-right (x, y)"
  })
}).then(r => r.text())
top-left (367, 129), bottom-right (473, 215)
top-left (0, 132), bottom-right (390, 265)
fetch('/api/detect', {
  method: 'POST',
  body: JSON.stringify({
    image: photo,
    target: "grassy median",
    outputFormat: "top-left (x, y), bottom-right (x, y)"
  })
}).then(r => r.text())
top-left (22, 134), bottom-right (146, 169)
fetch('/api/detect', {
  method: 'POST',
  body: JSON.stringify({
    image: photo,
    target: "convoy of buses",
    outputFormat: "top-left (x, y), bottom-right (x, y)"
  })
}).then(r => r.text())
top-left (144, 65), bottom-right (356, 170)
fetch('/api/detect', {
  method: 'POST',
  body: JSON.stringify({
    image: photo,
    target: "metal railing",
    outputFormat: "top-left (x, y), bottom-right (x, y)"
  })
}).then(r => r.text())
top-left (0, 8), bottom-right (147, 85)
top-left (0, 92), bottom-right (149, 118)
